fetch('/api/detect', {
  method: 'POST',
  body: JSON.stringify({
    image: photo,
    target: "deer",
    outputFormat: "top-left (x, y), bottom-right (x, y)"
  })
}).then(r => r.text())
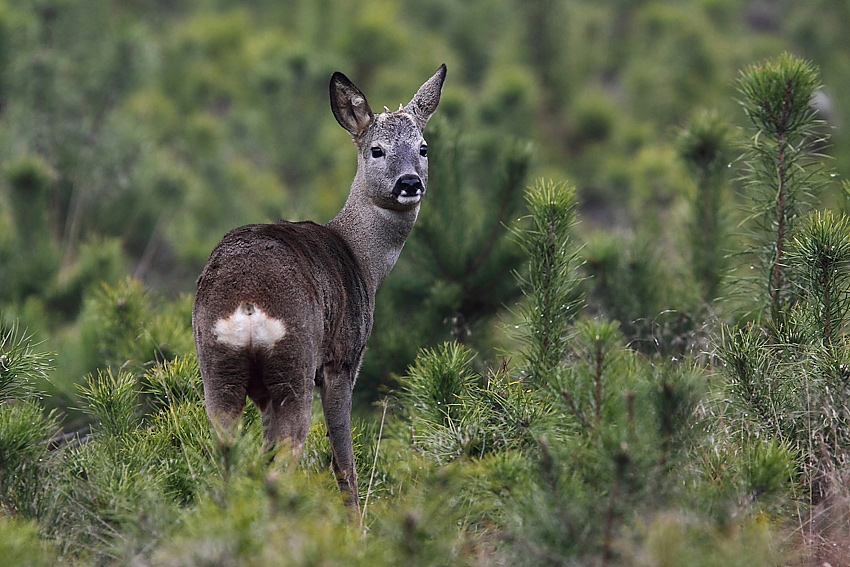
top-left (192, 64), bottom-right (446, 516)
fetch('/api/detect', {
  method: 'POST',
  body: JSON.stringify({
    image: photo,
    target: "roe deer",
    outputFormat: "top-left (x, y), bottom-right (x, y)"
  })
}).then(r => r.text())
top-left (192, 64), bottom-right (446, 515)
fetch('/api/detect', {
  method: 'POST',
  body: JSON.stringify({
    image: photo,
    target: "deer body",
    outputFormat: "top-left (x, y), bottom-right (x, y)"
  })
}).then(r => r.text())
top-left (192, 65), bottom-right (446, 515)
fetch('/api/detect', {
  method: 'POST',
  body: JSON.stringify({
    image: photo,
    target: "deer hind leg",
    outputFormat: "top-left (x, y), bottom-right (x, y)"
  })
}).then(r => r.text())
top-left (256, 347), bottom-right (315, 458)
top-left (199, 344), bottom-right (250, 444)
top-left (320, 366), bottom-right (360, 516)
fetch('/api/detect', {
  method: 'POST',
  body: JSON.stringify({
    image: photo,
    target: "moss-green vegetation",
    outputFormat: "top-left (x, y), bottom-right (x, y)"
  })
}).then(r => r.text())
top-left (2, 2), bottom-right (850, 565)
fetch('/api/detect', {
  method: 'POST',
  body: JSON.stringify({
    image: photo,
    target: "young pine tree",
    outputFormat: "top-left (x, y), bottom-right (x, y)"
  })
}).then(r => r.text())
top-left (0, 321), bottom-right (59, 520)
top-left (720, 54), bottom-right (850, 504)
top-left (736, 54), bottom-right (824, 328)
top-left (676, 109), bottom-right (733, 303)
top-left (512, 179), bottom-right (584, 386)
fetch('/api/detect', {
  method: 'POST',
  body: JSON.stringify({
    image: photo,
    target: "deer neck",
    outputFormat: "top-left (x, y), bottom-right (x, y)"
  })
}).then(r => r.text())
top-left (326, 179), bottom-right (419, 296)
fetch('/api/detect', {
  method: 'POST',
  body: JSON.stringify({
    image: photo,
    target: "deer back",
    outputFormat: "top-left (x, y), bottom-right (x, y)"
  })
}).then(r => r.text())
top-left (193, 220), bottom-right (373, 370)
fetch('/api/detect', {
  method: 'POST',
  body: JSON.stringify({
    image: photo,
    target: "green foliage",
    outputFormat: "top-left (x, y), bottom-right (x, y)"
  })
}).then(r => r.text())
top-left (718, 324), bottom-right (787, 438)
top-left (737, 54), bottom-right (821, 139)
top-left (399, 342), bottom-right (550, 465)
top-left (138, 357), bottom-right (219, 507)
top-left (0, 155), bottom-right (59, 306)
top-left (0, 516), bottom-right (58, 567)
top-left (583, 233), bottom-right (701, 354)
top-left (396, 178), bottom-right (711, 564)
top-left (2, 2), bottom-right (850, 563)
top-left (146, 464), bottom-right (472, 567)
top-left (626, 513), bottom-right (783, 567)
top-left (570, 88), bottom-right (616, 147)
top-left (145, 472), bottom-right (352, 567)
top-left (144, 353), bottom-right (204, 409)
top-left (50, 437), bottom-right (178, 559)
top-left (78, 278), bottom-right (154, 373)
top-left (0, 319), bottom-right (58, 519)
top-left (677, 109), bottom-right (733, 301)
top-left (0, 320), bottom-right (52, 401)
top-left (400, 341), bottom-right (478, 429)
top-left (410, 124), bottom-right (531, 343)
top-left (77, 278), bottom-right (193, 378)
top-left (38, 356), bottom-right (219, 561)
top-left (0, 0), bottom-right (846, 411)
top-left (736, 54), bottom-right (825, 326)
top-left (50, 237), bottom-right (127, 320)
top-left (717, 319), bottom-right (833, 502)
top-left (626, 3), bottom-right (722, 126)
top-left (77, 369), bottom-right (139, 438)
top-left (740, 438), bottom-right (797, 504)
top-left (513, 179), bottom-right (583, 385)
top-left (553, 319), bottom-right (633, 433)
top-left (719, 55), bottom-right (850, 506)
top-left (506, 354), bottom-right (707, 565)
top-left (3, 154), bottom-right (54, 242)
top-left (0, 400), bottom-right (60, 519)
top-left (788, 210), bottom-right (850, 346)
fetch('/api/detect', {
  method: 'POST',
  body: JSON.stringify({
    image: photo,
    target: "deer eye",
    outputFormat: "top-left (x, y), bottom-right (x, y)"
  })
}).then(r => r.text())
top-left (419, 144), bottom-right (428, 157)
top-left (370, 147), bottom-right (384, 158)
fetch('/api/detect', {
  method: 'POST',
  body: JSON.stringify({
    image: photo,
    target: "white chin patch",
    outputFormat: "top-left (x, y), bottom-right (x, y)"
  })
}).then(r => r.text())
top-left (396, 194), bottom-right (421, 205)
top-left (214, 302), bottom-right (286, 349)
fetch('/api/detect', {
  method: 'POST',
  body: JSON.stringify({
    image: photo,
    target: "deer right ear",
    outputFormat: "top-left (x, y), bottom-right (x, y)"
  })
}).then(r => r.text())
top-left (404, 64), bottom-right (447, 130)
top-left (330, 72), bottom-right (374, 139)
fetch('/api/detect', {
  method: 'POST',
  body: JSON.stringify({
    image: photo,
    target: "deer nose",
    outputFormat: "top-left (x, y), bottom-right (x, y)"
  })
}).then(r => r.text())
top-left (393, 174), bottom-right (423, 197)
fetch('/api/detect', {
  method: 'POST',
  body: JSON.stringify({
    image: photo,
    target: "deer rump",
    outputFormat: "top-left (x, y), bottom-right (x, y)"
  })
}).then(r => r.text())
top-left (193, 220), bottom-right (373, 412)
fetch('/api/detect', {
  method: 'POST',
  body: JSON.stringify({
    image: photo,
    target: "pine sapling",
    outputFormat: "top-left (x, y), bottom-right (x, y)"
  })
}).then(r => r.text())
top-left (77, 368), bottom-right (139, 439)
top-left (556, 319), bottom-right (629, 433)
top-left (722, 55), bottom-right (850, 504)
top-left (0, 320), bottom-right (52, 401)
top-left (513, 179), bottom-right (584, 386)
top-left (676, 109), bottom-right (732, 302)
top-left (736, 54), bottom-right (823, 327)
top-left (0, 319), bottom-right (58, 519)
top-left (788, 210), bottom-right (850, 347)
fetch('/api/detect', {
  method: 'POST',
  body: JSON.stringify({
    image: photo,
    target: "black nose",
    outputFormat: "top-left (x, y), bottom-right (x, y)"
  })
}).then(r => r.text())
top-left (393, 174), bottom-right (423, 196)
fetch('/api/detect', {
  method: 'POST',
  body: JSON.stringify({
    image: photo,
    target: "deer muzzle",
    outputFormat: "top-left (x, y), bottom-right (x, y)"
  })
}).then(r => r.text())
top-left (392, 174), bottom-right (424, 202)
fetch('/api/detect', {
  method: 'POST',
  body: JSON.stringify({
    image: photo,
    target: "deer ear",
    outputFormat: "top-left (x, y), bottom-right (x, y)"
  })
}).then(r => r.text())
top-left (330, 72), bottom-right (374, 139)
top-left (404, 64), bottom-right (447, 130)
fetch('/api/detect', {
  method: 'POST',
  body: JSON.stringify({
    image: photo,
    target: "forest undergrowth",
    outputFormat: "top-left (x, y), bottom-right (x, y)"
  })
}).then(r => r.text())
top-left (2, 42), bottom-right (850, 567)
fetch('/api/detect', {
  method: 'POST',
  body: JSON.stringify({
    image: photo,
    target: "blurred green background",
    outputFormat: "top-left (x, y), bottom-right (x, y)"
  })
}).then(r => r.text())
top-left (1, 0), bottom-right (848, 414)
top-left (6, 3), bottom-right (850, 565)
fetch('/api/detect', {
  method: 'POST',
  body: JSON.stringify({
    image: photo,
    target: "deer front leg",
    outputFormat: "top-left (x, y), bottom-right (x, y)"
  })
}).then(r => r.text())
top-left (320, 367), bottom-right (360, 518)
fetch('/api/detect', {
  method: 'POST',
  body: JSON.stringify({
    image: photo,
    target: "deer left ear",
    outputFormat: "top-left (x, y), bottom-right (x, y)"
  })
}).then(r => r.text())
top-left (404, 64), bottom-right (447, 130)
top-left (330, 72), bottom-right (374, 139)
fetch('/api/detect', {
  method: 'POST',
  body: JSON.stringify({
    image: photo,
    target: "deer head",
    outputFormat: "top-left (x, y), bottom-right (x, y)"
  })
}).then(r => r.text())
top-left (330, 64), bottom-right (446, 212)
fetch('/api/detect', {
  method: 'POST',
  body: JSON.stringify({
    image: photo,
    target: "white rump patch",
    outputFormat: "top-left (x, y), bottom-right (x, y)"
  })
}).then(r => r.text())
top-left (213, 303), bottom-right (286, 349)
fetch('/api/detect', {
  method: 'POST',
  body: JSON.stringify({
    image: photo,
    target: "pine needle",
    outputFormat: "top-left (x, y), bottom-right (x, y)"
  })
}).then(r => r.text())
top-left (361, 399), bottom-right (388, 532)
